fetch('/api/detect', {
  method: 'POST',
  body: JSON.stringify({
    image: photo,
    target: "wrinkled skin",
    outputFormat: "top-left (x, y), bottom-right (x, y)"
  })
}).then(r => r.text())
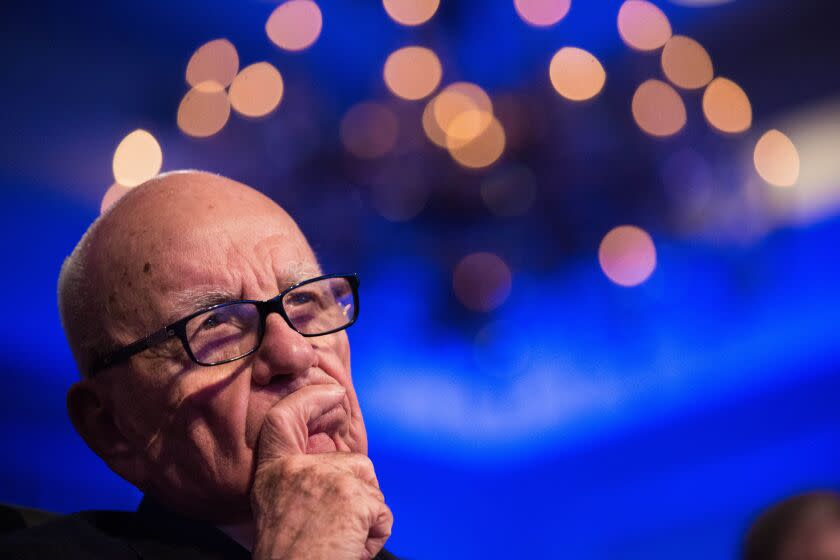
top-left (251, 384), bottom-right (391, 559)
top-left (66, 172), bottom-right (391, 558)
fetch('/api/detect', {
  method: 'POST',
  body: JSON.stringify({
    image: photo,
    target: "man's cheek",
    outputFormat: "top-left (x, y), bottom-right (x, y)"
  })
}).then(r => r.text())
top-left (192, 375), bottom-right (253, 456)
top-left (319, 331), bottom-right (351, 368)
top-left (113, 382), bottom-right (173, 447)
top-left (245, 396), bottom-right (278, 450)
top-left (318, 347), bottom-right (352, 384)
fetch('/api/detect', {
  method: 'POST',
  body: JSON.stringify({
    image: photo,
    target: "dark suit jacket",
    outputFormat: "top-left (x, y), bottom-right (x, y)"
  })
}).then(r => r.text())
top-left (0, 498), bottom-right (399, 559)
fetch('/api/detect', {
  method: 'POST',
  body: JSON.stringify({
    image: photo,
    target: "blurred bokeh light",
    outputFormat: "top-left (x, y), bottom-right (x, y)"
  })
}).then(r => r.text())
top-left (447, 113), bottom-right (506, 169)
top-left (669, 0), bottom-right (734, 5)
top-left (453, 252), bottom-right (513, 312)
top-left (618, 0), bottom-right (672, 52)
top-left (764, 99), bottom-right (840, 225)
top-left (514, 0), bottom-right (572, 27)
top-left (703, 77), bottom-right (752, 133)
top-left (112, 129), bottom-right (163, 187)
top-left (383, 46), bottom-right (442, 101)
top-left (661, 35), bottom-right (714, 90)
top-left (422, 97), bottom-right (449, 147)
top-left (660, 148), bottom-right (715, 231)
top-left (266, 0), bottom-right (323, 51)
top-left (383, 0), bottom-right (439, 26)
top-left (754, 129), bottom-right (800, 188)
top-left (340, 101), bottom-right (399, 158)
top-left (177, 81), bottom-right (231, 137)
top-left (549, 47), bottom-right (606, 102)
top-left (368, 163), bottom-right (429, 221)
top-left (423, 82), bottom-right (494, 147)
top-left (185, 39), bottom-right (239, 89)
top-left (229, 62), bottom-right (284, 118)
top-left (598, 225), bottom-right (657, 287)
top-left (473, 320), bottom-right (532, 379)
top-left (445, 108), bottom-right (493, 150)
top-left (100, 183), bottom-right (132, 214)
top-left (632, 79), bottom-right (687, 137)
top-left (371, 183), bottom-right (428, 221)
top-left (435, 83), bottom-right (493, 143)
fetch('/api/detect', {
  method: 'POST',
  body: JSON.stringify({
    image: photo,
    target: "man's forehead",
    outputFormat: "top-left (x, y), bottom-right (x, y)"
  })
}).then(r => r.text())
top-left (101, 213), bottom-right (320, 327)
top-left (162, 260), bottom-right (322, 322)
top-left (98, 171), bottom-right (307, 265)
top-left (154, 226), bottom-right (320, 303)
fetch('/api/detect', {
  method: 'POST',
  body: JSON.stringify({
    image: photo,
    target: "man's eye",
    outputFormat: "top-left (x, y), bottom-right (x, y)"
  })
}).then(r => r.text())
top-left (287, 291), bottom-right (316, 306)
top-left (200, 313), bottom-right (225, 330)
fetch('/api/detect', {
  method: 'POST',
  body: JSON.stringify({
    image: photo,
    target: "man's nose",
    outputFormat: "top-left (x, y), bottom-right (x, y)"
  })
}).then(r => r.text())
top-left (250, 312), bottom-right (318, 385)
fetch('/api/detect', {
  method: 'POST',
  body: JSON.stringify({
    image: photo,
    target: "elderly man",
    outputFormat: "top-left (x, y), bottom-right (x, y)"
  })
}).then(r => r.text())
top-left (0, 171), bottom-right (396, 559)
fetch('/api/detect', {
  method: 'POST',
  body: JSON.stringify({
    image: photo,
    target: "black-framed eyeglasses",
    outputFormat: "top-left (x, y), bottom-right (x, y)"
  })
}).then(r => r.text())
top-left (89, 273), bottom-right (359, 377)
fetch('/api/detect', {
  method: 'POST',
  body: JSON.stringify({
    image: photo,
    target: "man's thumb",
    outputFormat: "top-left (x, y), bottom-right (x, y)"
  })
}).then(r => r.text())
top-left (257, 384), bottom-right (347, 458)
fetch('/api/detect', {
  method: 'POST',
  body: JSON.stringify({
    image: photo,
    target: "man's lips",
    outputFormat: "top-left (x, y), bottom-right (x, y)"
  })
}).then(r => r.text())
top-left (252, 379), bottom-right (351, 452)
top-left (306, 432), bottom-right (337, 453)
top-left (307, 402), bottom-right (347, 436)
top-left (306, 403), bottom-right (347, 453)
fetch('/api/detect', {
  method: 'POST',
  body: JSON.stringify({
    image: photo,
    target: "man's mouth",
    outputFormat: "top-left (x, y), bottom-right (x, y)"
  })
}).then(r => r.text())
top-left (306, 432), bottom-right (337, 453)
top-left (305, 403), bottom-right (347, 453)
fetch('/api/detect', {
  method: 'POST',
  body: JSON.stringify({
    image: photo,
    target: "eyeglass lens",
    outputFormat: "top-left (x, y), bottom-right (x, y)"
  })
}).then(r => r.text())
top-left (185, 302), bottom-right (261, 365)
top-left (184, 277), bottom-right (355, 365)
top-left (282, 277), bottom-right (355, 335)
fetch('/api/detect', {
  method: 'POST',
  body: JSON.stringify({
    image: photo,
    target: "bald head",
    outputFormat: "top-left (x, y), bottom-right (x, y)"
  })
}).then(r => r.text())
top-left (745, 492), bottom-right (840, 560)
top-left (60, 171), bottom-right (365, 519)
top-left (58, 170), bottom-right (314, 377)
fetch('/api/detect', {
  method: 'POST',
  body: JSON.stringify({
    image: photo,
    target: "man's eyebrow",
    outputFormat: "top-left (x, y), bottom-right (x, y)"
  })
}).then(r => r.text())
top-left (161, 263), bottom-right (323, 325)
top-left (164, 288), bottom-right (239, 324)
top-left (275, 264), bottom-right (325, 293)
top-left (282, 261), bottom-right (323, 285)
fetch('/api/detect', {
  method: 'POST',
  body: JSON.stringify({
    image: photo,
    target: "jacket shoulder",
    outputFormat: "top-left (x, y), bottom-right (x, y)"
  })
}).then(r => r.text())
top-left (0, 510), bottom-right (139, 559)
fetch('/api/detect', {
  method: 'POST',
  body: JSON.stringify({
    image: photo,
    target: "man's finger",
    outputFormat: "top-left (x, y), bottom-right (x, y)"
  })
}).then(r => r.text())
top-left (318, 452), bottom-right (381, 489)
top-left (257, 384), bottom-right (346, 458)
top-left (364, 503), bottom-right (394, 560)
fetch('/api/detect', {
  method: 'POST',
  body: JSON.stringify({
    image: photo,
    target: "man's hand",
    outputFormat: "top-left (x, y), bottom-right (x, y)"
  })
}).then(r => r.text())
top-left (251, 384), bottom-right (393, 560)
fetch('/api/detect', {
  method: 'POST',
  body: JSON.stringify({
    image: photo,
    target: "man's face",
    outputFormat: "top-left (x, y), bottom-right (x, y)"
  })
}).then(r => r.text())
top-left (88, 179), bottom-right (367, 521)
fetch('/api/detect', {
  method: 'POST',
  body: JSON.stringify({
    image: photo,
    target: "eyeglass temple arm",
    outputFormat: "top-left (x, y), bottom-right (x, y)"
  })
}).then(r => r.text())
top-left (89, 326), bottom-right (176, 376)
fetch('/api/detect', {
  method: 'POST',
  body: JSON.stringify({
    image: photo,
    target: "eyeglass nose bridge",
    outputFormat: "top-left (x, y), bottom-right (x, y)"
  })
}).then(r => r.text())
top-left (259, 295), bottom-right (298, 334)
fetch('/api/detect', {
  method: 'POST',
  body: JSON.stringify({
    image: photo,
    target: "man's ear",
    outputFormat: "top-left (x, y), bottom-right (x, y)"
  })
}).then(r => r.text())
top-left (66, 378), bottom-right (145, 485)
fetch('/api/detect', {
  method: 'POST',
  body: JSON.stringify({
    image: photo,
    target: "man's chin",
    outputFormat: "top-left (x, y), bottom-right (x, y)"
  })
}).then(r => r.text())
top-left (306, 432), bottom-right (338, 453)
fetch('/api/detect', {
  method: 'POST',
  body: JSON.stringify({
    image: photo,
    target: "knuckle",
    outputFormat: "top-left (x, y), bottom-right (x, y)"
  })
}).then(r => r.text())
top-left (371, 486), bottom-right (385, 503)
top-left (346, 452), bottom-right (377, 480)
top-left (263, 403), bottom-right (296, 430)
top-left (309, 459), bottom-right (339, 478)
top-left (334, 472), bottom-right (361, 498)
top-left (349, 452), bottom-right (373, 467)
top-left (381, 503), bottom-right (394, 526)
top-left (357, 454), bottom-right (375, 473)
top-left (279, 453), bottom-right (307, 473)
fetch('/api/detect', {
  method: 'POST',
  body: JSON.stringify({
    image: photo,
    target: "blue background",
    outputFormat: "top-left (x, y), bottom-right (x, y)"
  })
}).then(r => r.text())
top-left (1, 1), bottom-right (839, 558)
